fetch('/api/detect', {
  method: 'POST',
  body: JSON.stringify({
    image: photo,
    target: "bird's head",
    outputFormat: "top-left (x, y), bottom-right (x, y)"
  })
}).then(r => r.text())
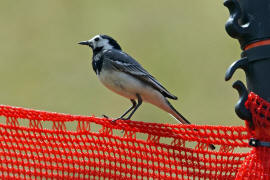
top-left (78, 35), bottom-right (122, 53)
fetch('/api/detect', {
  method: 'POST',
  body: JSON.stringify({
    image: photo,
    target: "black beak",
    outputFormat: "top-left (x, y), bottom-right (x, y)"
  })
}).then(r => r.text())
top-left (78, 41), bottom-right (90, 45)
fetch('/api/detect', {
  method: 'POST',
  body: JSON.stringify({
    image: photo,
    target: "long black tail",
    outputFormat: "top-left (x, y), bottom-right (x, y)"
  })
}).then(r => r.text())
top-left (165, 99), bottom-right (215, 150)
top-left (165, 99), bottom-right (191, 124)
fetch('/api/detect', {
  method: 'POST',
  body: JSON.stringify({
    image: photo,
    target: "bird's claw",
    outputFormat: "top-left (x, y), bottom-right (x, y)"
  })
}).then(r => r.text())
top-left (102, 115), bottom-right (109, 119)
top-left (111, 117), bottom-right (130, 123)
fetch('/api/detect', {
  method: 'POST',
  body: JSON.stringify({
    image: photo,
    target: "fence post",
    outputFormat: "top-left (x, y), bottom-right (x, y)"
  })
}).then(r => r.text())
top-left (224, 0), bottom-right (270, 179)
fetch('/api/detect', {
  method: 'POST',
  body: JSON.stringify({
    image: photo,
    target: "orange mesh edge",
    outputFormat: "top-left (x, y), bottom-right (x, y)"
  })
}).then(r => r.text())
top-left (0, 105), bottom-right (251, 179)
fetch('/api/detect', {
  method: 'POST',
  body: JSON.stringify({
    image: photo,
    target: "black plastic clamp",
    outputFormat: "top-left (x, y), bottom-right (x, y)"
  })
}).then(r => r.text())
top-left (249, 138), bottom-right (270, 147)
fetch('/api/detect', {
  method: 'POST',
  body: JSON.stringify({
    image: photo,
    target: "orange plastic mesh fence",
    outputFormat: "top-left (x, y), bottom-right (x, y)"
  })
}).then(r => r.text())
top-left (0, 105), bottom-right (251, 179)
top-left (235, 92), bottom-right (270, 179)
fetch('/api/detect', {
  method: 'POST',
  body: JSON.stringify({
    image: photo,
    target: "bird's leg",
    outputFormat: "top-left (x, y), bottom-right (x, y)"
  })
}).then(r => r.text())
top-left (119, 99), bottom-right (137, 119)
top-left (112, 99), bottom-right (137, 122)
top-left (124, 94), bottom-right (142, 120)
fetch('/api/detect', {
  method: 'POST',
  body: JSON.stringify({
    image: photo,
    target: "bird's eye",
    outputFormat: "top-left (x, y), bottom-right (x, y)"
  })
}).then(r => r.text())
top-left (94, 37), bottom-right (100, 41)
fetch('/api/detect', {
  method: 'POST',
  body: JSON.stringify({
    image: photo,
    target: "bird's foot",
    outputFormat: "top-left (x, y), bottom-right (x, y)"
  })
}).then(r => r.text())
top-left (102, 114), bottom-right (109, 119)
top-left (111, 117), bottom-right (130, 123)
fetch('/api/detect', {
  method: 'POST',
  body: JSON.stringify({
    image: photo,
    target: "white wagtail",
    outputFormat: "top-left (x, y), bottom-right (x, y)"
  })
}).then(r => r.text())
top-left (78, 34), bottom-right (190, 124)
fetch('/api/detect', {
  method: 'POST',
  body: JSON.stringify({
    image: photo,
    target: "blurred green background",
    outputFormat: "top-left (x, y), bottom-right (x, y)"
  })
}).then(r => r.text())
top-left (0, 0), bottom-right (246, 126)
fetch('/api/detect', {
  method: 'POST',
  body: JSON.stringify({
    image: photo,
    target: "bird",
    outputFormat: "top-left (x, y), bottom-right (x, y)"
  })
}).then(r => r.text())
top-left (78, 34), bottom-right (190, 124)
top-left (78, 35), bottom-right (216, 150)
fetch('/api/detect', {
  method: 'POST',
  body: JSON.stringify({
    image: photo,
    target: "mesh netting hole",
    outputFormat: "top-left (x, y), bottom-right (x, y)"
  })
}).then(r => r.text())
top-left (42, 121), bottom-right (53, 130)
top-left (135, 132), bottom-right (148, 142)
top-left (91, 123), bottom-right (102, 133)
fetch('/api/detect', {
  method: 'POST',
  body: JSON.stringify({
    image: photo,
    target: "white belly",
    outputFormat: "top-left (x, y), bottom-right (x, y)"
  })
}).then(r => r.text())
top-left (98, 70), bottom-right (164, 104)
top-left (97, 69), bottom-right (182, 121)
top-left (98, 70), bottom-right (142, 99)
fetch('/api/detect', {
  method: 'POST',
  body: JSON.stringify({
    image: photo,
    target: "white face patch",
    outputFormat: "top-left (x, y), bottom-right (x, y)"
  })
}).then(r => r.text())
top-left (88, 35), bottom-right (113, 50)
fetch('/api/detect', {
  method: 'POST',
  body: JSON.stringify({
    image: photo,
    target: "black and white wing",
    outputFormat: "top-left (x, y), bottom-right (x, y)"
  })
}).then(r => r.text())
top-left (101, 49), bottom-right (178, 100)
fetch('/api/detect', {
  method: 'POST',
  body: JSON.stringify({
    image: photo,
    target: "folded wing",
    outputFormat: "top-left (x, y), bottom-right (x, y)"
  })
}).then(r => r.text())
top-left (102, 49), bottom-right (178, 100)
